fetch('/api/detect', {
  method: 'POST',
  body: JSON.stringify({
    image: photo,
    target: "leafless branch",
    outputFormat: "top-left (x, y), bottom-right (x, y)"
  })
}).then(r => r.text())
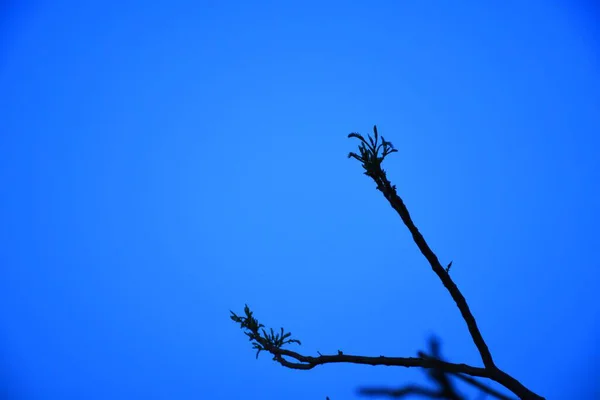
top-left (231, 126), bottom-right (545, 400)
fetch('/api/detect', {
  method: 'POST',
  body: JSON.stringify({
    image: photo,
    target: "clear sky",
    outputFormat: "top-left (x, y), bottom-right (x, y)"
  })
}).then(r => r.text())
top-left (1, 1), bottom-right (599, 399)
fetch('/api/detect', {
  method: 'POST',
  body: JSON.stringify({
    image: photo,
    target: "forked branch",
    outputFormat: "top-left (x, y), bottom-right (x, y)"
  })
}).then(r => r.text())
top-left (231, 126), bottom-right (544, 400)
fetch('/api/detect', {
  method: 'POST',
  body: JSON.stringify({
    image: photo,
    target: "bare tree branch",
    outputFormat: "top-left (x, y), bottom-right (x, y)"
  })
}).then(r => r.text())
top-left (349, 125), bottom-right (493, 370)
top-left (345, 126), bottom-right (543, 400)
top-left (230, 126), bottom-right (545, 400)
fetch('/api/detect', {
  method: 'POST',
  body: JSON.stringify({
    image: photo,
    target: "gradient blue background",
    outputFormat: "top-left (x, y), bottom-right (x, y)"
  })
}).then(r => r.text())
top-left (1, 1), bottom-right (599, 399)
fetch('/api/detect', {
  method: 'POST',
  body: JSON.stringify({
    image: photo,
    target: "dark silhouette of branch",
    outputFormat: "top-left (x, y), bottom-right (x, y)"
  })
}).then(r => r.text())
top-left (231, 126), bottom-right (545, 400)
top-left (346, 126), bottom-right (542, 399)
top-left (349, 126), bottom-right (493, 370)
top-left (358, 337), bottom-right (516, 400)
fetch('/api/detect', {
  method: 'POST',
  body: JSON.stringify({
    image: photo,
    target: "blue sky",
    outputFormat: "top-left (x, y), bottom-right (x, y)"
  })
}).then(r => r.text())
top-left (1, 1), bottom-right (599, 399)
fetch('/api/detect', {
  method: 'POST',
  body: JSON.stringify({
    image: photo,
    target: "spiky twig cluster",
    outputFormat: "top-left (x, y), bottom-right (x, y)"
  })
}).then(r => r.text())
top-left (347, 125), bottom-right (398, 179)
top-left (230, 304), bottom-right (301, 359)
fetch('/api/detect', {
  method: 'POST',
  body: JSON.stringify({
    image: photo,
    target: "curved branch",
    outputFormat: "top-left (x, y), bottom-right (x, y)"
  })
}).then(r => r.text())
top-left (271, 348), bottom-right (489, 377)
top-left (274, 347), bottom-right (537, 399)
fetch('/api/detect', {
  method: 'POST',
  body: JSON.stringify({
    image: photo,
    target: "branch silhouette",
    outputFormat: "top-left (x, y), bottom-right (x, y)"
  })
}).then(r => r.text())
top-left (231, 126), bottom-right (544, 400)
top-left (358, 337), bottom-right (516, 400)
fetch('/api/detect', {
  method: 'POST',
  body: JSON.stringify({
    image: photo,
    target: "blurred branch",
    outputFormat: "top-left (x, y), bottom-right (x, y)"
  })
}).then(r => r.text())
top-left (359, 385), bottom-right (453, 399)
top-left (358, 337), bottom-right (516, 400)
